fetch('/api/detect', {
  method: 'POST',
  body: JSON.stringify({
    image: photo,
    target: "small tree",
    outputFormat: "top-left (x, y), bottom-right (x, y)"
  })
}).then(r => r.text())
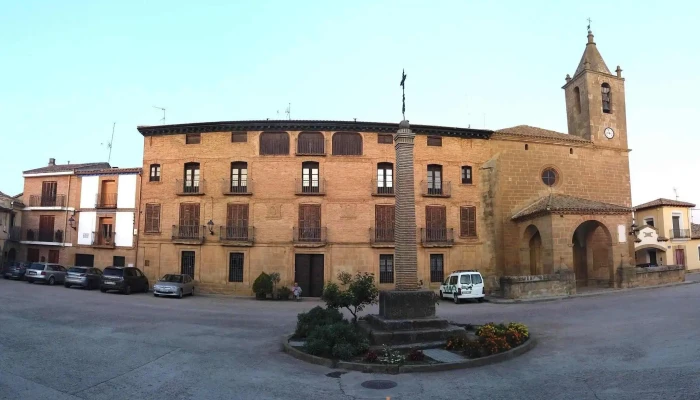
top-left (252, 272), bottom-right (273, 299)
top-left (269, 272), bottom-right (281, 298)
top-left (322, 272), bottom-right (379, 323)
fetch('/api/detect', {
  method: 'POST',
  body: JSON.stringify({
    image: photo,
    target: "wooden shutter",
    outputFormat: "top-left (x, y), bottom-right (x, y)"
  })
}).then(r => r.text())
top-left (260, 132), bottom-right (290, 155)
top-left (460, 206), bottom-right (476, 237)
top-left (375, 205), bottom-right (395, 240)
top-left (186, 133), bottom-right (201, 144)
top-left (378, 134), bottom-right (393, 144)
top-left (39, 215), bottom-right (55, 238)
top-left (299, 204), bottom-right (321, 229)
top-left (231, 132), bottom-right (248, 143)
top-left (179, 203), bottom-right (200, 226)
top-left (145, 204), bottom-right (160, 233)
top-left (427, 136), bottom-right (442, 146)
top-left (426, 206), bottom-right (446, 230)
top-left (332, 132), bottom-right (362, 155)
top-left (41, 181), bottom-right (57, 206)
top-left (297, 132), bottom-right (324, 154)
top-left (227, 204), bottom-right (249, 227)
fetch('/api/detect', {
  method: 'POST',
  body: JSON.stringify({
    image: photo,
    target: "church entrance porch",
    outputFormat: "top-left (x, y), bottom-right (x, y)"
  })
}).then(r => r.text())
top-left (571, 220), bottom-right (615, 288)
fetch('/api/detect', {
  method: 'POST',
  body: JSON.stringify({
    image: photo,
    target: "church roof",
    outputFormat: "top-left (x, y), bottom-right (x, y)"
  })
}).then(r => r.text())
top-left (23, 162), bottom-right (111, 175)
top-left (574, 30), bottom-right (611, 77)
top-left (494, 125), bottom-right (589, 143)
top-left (633, 198), bottom-right (696, 211)
top-left (512, 193), bottom-right (631, 221)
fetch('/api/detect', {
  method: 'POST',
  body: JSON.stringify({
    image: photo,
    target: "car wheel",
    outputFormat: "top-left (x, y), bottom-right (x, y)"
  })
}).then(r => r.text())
top-left (3, 276), bottom-right (8, 280)
top-left (153, 293), bottom-right (159, 297)
top-left (124, 285), bottom-right (131, 295)
top-left (177, 289), bottom-right (183, 299)
top-left (27, 279), bottom-right (33, 284)
top-left (439, 290), bottom-right (443, 299)
top-left (191, 287), bottom-right (194, 296)
top-left (100, 288), bottom-right (107, 293)
top-left (48, 276), bottom-right (55, 286)
top-left (477, 297), bottom-right (485, 303)
top-left (64, 283), bottom-right (70, 288)
top-left (453, 294), bottom-right (460, 304)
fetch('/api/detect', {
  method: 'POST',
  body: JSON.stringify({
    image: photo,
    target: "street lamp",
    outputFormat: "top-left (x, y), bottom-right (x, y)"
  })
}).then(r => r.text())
top-left (68, 215), bottom-right (76, 230)
top-left (207, 219), bottom-right (215, 235)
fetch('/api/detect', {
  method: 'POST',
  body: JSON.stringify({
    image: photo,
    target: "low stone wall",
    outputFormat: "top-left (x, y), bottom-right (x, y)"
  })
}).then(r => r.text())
top-left (499, 271), bottom-right (576, 299)
top-left (618, 265), bottom-right (685, 288)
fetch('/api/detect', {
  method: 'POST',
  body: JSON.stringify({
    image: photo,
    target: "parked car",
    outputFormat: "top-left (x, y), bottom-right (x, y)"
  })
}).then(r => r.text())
top-left (439, 270), bottom-right (485, 304)
top-left (3, 261), bottom-right (30, 280)
top-left (153, 274), bottom-right (195, 298)
top-left (25, 263), bottom-right (67, 285)
top-left (64, 266), bottom-right (103, 289)
top-left (100, 266), bottom-right (149, 295)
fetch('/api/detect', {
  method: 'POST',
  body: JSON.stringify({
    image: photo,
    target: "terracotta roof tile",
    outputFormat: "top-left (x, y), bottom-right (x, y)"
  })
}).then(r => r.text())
top-left (494, 125), bottom-right (590, 143)
top-left (633, 198), bottom-right (696, 211)
top-left (23, 162), bottom-right (111, 174)
top-left (512, 193), bottom-right (631, 221)
top-left (75, 167), bottom-right (142, 175)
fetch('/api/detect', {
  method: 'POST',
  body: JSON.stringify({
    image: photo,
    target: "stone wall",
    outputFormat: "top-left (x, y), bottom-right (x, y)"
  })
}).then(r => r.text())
top-left (499, 271), bottom-right (576, 299)
top-left (617, 265), bottom-right (685, 288)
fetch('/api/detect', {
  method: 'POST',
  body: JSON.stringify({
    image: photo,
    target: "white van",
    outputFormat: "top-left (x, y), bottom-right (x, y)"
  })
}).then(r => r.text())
top-left (438, 270), bottom-right (485, 304)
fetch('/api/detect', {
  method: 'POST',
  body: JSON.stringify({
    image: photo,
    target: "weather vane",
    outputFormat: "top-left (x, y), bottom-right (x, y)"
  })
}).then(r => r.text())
top-left (587, 17), bottom-right (592, 31)
top-left (400, 69), bottom-right (407, 120)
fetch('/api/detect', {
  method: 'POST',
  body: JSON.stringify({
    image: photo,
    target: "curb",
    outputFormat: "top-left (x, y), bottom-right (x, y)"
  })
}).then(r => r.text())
top-left (487, 280), bottom-right (699, 304)
top-left (281, 333), bottom-right (536, 373)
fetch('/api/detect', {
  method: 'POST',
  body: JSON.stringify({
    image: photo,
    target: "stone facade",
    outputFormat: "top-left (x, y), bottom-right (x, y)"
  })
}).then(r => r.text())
top-left (500, 271), bottom-right (576, 300)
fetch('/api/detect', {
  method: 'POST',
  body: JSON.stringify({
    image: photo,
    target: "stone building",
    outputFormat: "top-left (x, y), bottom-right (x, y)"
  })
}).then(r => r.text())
top-left (135, 30), bottom-right (674, 296)
top-left (0, 190), bottom-right (23, 267)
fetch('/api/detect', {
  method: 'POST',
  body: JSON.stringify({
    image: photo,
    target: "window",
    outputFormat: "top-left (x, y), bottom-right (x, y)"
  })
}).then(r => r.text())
top-left (298, 204), bottom-right (322, 241)
top-left (378, 133), bottom-right (393, 144)
top-left (461, 166), bottom-right (472, 184)
top-left (541, 168), bottom-right (558, 187)
top-left (149, 164), bottom-right (161, 182)
top-left (427, 136), bottom-right (442, 146)
top-left (427, 164), bottom-right (443, 195)
top-left (229, 253), bottom-right (244, 282)
top-left (178, 203), bottom-right (201, 239)
top-left (181, 251), bottom-right (195, 278)
top-left (230, 162), bottom-right (248, 193)
top-left (183, 162), bottom-right (200, 193)
top-left (374, 205), bottom-right (395, 242)
top-left (430, 254), bottom-right (444, 282)
top-left (601, 83), bottom-right (612, 114)
top-left (145, 204), bottom-right (161, 233)
top-left (186, 133), bottom-right (201, 144)
top-left (297, 132), bottom-right (325, 155)
top-left (302, 161), bottom-right (320, 193)
top-left (460, 274), bottom-right (471, 284)
top-left (425, 206), bottom-right (447, 241)
top-left (332, 132), bottom-right (362, 155)
top-left (112, 256), bottom-right (125, 267)
top-left (472, 274), bottom-right (482, 284)
top-left (376, 163), bottom-right (394, 195)
top-left (573, 86), bottom-right (581, 114)
top-left (644, 218), bottom-right (655, 228)
top-left (460, 206), bottom-right (477, 237)
top-left (379, 255), bottom-right (394, 283)
top-left (449, 275), bottom-right (458, 285)
top-left (525, 144), bottom-right (529, 150)
top-left (225, 204), bottom-right (249, 240)
top-left (231, 132), bottom-right (247, 143)
top-left (570, 148), bottom-right (573, 155)
top-left (27, 248), bottom-right (40, 262)
top-left (41, 181), bottom-right (58, 206)
top-left (260, 132), bottom-right (290, 155)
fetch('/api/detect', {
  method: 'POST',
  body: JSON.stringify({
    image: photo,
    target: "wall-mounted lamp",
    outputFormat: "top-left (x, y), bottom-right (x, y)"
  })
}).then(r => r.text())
top-left (207, 219), bottom-right (215, 235)
top-left (68, 215), bottom-right (76, 230)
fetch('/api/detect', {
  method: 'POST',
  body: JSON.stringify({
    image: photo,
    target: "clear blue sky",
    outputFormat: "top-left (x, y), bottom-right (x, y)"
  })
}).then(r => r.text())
top-left (1, 0), bottom-right (699, 208)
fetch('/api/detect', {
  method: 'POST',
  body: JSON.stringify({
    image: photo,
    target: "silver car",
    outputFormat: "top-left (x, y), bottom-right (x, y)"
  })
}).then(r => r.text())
top-left (25, 263), bottom-right (67, 285)
top-left (64, 266), bottom-right (103, 289)
top-left (153, 274), bottom-right (194, 298)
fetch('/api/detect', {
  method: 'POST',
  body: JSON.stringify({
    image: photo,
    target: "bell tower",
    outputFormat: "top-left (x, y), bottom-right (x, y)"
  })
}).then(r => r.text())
top-left (563, 30), bottom-right (628, 149)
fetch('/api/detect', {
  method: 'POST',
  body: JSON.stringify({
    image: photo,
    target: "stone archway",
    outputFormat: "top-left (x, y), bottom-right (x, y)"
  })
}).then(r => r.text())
top-left (523, 225), bottom-right (543, 275)
top-left (571, 220), bottom-right (614, 288)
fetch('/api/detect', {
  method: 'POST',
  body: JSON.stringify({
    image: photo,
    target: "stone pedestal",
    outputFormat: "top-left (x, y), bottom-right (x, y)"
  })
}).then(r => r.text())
top-left (379, 290), bottom-right (435, 319)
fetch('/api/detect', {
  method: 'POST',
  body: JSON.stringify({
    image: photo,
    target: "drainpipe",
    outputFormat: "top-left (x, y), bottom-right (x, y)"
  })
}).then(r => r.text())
top-left (64, 174), bottom-right (72, 248)
top-left (135, 172), bottom-right (142, 270)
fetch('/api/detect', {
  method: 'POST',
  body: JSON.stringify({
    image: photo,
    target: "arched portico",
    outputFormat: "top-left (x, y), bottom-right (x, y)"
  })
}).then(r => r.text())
top-left (571, 220), bottom-right (614, 288)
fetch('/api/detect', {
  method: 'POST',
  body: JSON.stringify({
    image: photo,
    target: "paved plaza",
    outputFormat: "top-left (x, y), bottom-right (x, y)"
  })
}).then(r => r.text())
top-left (1, 276), bottom-right (700, 400)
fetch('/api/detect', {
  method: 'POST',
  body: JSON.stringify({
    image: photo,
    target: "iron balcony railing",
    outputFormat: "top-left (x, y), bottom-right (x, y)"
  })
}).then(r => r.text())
top-left (95, 193), bottom-right (118, 209)
top-left (219, 226), bottom-right (254, 242)
top-left (420, 228), bottom-right (454, 245)
top-left (175, 179), bottom-right (206, 195)
top-left (295, 178), bottom-right (326, 195)
top-left (371, 179), bottom-right (395, 196)
top-left (670, 229), bottom-right (691, 239)
top-left (25, 229), bottom-right (64, 243)
top-left (293, 226), bottom-right (327, 243)
top-left (420, 181), bottom-right (452, 197)
top-left (171, 225), bottom-right (205, 241)
top-left (370, 228), bottom-right (395, 244)
top-left (93, 231), bottom-right (116, 248)
top-left (221, 179), bottom-right (252, 195)
top-left (8, 226), bottom-right (21, 242)
top-left (28, 194), bottom-right (66, 207)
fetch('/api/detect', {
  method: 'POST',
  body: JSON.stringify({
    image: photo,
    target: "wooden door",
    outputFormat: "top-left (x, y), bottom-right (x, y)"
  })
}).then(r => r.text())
top-left (425, 206), bottom-right (446, 241)
top-left (310, 254), bottom-right (325, 297)
top-left (294, 254), bottom-right (311, 296)
top-left (179, 203), bottom-right (200, 238)
top-left (675, 249), bottom-right (686, 266)
top-left (48, 250), bottom-right (59, 264)
top-left (100, 180), bottom-right (117, 207)
top-left (39, 215), bottom-right (55, 242)
top-left (226, 204), bottom-right (249, 240)
top-left (27, 248), bottom-right (40, 262)
top-left (298, 204), bottom-right (321, 241)
top-left (41, 181), bottom-right (57, 206)
top-left (375, 205), bottom-right (395, 242)
top-left (649, 250), bottom-right (658, 266)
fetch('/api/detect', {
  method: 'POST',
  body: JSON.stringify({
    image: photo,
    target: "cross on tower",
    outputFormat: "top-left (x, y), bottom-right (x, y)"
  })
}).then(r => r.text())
top-left (587, 17), bottom-right (592, 31)
top-left (400, 69), bottom-right (407, 120)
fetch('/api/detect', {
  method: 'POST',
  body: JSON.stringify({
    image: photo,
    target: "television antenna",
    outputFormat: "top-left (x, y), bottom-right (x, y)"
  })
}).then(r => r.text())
top-left (673, 187), bottom-right (679, 200)
top-left (285, 103), bottom-right (291, 120)
top-left (152, 106), bottom-right (166, 124)
top-left (100, 122), bottom-right (116, 163)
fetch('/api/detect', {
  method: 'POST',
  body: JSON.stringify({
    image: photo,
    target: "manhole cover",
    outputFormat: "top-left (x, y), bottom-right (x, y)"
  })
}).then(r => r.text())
top-left (325, 371), bottom-right (347, 378)
top-left (361, 380), bottom-right (397, 390)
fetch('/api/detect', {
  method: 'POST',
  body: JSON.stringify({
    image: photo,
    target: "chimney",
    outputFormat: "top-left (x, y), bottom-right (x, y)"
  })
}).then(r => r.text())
top-left (48, 158), bottom-right (56, 166)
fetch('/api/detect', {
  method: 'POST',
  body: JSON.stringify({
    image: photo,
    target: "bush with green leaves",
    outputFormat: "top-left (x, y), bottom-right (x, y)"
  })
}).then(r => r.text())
top-left (304, 321), bottom-right (369, 360)
top-left (322, 272), bottom-right (379, 323)
top-left (277, 286), bottom-right (292, 300)
top-left (294, 306), bottom-right (344, 338)
top-left (252, 272), bottom-right (273, 298)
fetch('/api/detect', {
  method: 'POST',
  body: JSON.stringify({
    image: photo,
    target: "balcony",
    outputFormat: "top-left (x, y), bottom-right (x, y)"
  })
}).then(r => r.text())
top-left (371, 179), bottom-right (395, 196)
top-left (370, 228), bottom-right (394, 247)
top-left (293, 226), bottom-right (327, 247)
top-left (295, 179), bottom-right (326, 196)
top-left (219, 226), bottom-right (254, 246)
top-left (221, 179), bottom-right (253, 196)
top-left (28, 195), bottom-right (66, 208)
top-left (175, 179), bottom-right (206, 196)
top-left (96, 193), bottom-right (118, 209)
top-left (23, 229), bottom-right (64, 244)
top-left (420, 228), bottom-right (454, 247)
top-left (669, 229), bottom-right (691, 240)
top-left (93, 231), bottom-right (116, 248)
top-left (8, 226), bottom-right (21, 242)
top-left (420, 181), bottom-right (452, 198)
top-left (171, 225), bottom-right (205, 244)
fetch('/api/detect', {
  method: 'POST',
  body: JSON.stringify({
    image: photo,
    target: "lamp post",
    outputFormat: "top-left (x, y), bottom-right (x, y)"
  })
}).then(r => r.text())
top-left (207, 219), bottom-right (215, 235)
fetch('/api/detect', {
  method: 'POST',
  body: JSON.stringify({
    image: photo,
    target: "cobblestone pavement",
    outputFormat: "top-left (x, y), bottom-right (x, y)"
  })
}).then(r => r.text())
top-left (1, 275), bottom-right (700, 400)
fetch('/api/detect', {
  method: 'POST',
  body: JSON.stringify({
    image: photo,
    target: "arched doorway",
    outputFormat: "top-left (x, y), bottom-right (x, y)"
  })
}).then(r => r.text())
top-left (523, 225), bottom-right (543, 275)
top-left (571, 220), bottom-right (614, 288)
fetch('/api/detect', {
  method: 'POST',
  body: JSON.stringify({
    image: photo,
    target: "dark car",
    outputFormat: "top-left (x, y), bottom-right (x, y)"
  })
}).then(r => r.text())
top-left (3, 262), bottom-right (30, 280)
top-left (100, 266), bottom-right (149, 295)
top-left (64, 266), bottom-right (103, 289)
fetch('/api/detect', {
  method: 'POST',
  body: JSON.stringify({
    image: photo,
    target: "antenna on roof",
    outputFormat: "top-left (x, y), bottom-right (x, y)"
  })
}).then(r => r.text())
top-left (285, 103), bottom-right (291, 120)
top-left (100, 122), bottom-right (116, 163)
top-left (673, 187), bottom-right (679, 200)
top-left (153, 106), bottom-right (166, 124)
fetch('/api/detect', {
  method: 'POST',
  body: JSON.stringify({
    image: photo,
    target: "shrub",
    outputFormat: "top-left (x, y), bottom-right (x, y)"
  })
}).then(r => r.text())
top-left (269, 272), bottom-right (281, 295)
top-left (277, 286), bottom-right (292, 300)
top-left (295, 306), bottom-right (344, 338)
top-left (406, 348), bottom-right (425, 362)
top-left (476, 322), bottom-right (508, 337)
top-left (450, 322), bottom-right (529, 358)
top-left (304, 321), bottom-right (369, 360)
top-left (322, 272), bottom-right (379, 323)
top-left (480, 333), bottom-right (511, 356)
top-left (507, 322), bottom-right (529, 338)
top-left (364, 350), bottom-right (379, 363)
top-left (252, 272), bottom-right (273, 299)
top-left (463, 340), bottom-right (483, 358)
top-left (445, 336), bottom-right (468, 350)
top-left (378, 345), bottom-right (404, 365)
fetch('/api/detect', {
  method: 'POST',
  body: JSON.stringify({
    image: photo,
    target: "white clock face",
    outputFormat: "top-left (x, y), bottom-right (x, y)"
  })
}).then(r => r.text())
top-left (604, 127), bottom-right (614, 139)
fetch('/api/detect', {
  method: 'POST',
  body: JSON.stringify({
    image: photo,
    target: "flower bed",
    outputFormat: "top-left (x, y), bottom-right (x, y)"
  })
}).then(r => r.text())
top-left (445, 322), bottom-right (529, 358)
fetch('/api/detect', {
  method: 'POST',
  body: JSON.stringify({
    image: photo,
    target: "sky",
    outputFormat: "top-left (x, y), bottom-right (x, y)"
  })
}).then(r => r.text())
top-left (1, 0), bottom-right (699, 209)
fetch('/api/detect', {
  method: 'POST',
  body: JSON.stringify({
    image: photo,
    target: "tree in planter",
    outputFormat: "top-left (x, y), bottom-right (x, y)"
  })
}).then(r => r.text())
top-left (252, 272), bottom-right (273, 299)
top-left (322, 272), bottom-right (379, 324)
top-left (269, 272), bottom-right (281, 299)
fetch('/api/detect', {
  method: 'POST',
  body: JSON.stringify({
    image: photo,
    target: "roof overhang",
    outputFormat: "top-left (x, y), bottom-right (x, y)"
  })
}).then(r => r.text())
top-left (23, 171), bottom-right (73, 178)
